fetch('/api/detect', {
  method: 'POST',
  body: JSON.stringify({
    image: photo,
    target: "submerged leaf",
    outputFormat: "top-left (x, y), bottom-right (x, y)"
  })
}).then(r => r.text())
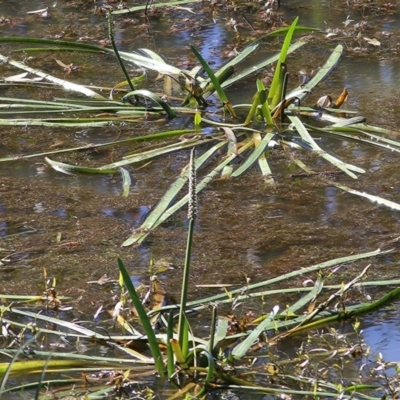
top-left (120, 167), bottom-right (131, 197)
top-left (4, 72), bottom-right (43, 83)
top-left (364, 37), bottom-right (381, 47)
top-left (122, 89), bottom-right (176, 119)
top-left (0, 53), bottom-right (105, 99)
top-left (45, 157), bottom-right (117, 175)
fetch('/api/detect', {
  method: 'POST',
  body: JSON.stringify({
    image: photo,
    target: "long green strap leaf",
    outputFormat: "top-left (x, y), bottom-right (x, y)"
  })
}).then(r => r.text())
top-left (221, 40), bottom-right (307, 89)
top-left (294, 159), bottom-right (400, 211)
top-left (124, 139), bottom-right (254, 246)
top-left (149, 248), bottom-right (392, 313)
top-left (288, 115), bottom-right (365, 178)
top-left (268, 17), bottom-right (298, 108)
top-left (117, 258), bottom-right (165, 377)
top-left (287, 44), bottom-right (344, 102)
top-left (122, 140), bottom-right (227, 246)
top-left (231, 132), bottom-right (274, 177)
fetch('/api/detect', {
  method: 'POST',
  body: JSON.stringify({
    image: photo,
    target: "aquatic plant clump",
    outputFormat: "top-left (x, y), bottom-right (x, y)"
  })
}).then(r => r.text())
top-left (2, 8), bottom-right (400, 398)
top-left (1, 249), bottom-right (400, 398)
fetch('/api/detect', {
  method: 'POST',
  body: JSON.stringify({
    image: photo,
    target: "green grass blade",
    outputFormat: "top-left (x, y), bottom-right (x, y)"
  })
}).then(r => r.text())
top-left (253, 131), bottom-right (274, 183)
top-left (108, 11), bottom-right (135, 93)
top-left (117, 258), bottom-right (165, 377)
top-left (156, 248), bottom-right (392, 310)
top-left (212, 316), bottom-right (228, 351)
top-left (166, 311), bottom-right (175, 378)
top-left (9, 308), bottom-right (109, 339)
top-left (190, 46), bottom-right (236, 117)
top-left (256, 79), bottom-right (274, 125)
top-left (1, 348), bottom-right (153, 367)
top-left (35, 354), bottom-right (51, 400)
top-left (268, 17), bottom-right (298, 108)
top-left (0, 119), bottom-right (115, 127)
top-left (231, 312), bottom-right (276, 359)
top-left (0, 335), bottom-right (38, 397)
top-left (188, 49), bottom-right (227, 100)
top-left (221, 40), bottom-right (307, 89)
top-left (0, 130), bottom-right (193, 163)
top-left (244, 92), bottom-right (261, 126)
top-left (253, 274), bottom-right (324, 324)
top-left (117, 50), bottom-right (182, 75)
top-left (103, 138), bottom-right (207, 170)
top-left (334, 182), bottom-right (400, 211)
top-left (353, 122), bottom-right (400, 135)
top-left (151, 277), bottom-right (400, 319)
top-left (201, 66), bottom-right (235, 98)
top-left (212, 40), bottom-right (259, 78)
top-left (0, 37), bottom-right (182, 75)
top-left (195, 350), bottom-right (215, 398)
top-left (0, 37), bottom-right (109, 51)
top-left (304, 123), bottom-right (400, 153)
top-left (264, 25), bottom-right (321, 37)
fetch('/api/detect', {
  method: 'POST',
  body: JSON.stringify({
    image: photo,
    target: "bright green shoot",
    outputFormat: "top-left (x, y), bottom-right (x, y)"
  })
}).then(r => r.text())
top-left (268, 16), bottom-right (299, 108)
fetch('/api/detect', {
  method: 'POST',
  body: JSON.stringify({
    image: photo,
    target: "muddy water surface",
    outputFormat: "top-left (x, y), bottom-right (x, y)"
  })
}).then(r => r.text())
top-left (1, 0), bottom-right (400, 396)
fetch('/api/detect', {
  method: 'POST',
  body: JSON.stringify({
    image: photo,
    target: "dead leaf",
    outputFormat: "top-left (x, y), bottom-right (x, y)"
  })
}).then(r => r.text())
top-left (333, 88), bottom-right (348, 108)
top-left (315, 95), bottom-right (332, 108)
top-left (363, 37), bottom-right (381, 47)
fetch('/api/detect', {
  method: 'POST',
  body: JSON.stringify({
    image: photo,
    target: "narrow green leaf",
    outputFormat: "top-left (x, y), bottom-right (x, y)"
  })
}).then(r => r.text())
top-left (117, 258), bottom-right (165, 377)
top-left (287, 44), bottom-right (344, 102)
top-left (221, 40), bottom-right (307, 89)
top-left (244, 92), bottom-right (260, 126)
top-left (231, 312), bottom-right (275, 359)
top-left (166, 311), bottom-right (175, 378)
top-left (122, 140), bottom-right (227, 246)
top-left (256, 79), bottom-right (273, 125)
top-left (190, 46), bottom-right (237, 117)
top-left (294, 159), bottom-right (400, 211)
top-left (268, 17), bottom-right (298, 108)
top-left (111, 0), bottom-right (199, 15)
top-left (231, 132), bottom-right (274, 177)
top-left (124, 139), bottom-right (254, 246)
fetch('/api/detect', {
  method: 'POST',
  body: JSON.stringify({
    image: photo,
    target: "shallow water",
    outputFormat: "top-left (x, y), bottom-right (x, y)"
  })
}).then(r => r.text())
top-left (1, 0), bottom-right (400, 398)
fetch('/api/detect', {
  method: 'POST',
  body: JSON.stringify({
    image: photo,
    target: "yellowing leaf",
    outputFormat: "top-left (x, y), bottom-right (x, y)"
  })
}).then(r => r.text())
top-left (364, 37), bottom-right (381, 47)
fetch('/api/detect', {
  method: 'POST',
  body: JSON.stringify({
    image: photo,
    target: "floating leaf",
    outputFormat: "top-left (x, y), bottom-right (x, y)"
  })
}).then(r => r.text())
top-left (45, 157), bottom-right (117, 175)
top-left (364, 37), bottom-right (381, 47)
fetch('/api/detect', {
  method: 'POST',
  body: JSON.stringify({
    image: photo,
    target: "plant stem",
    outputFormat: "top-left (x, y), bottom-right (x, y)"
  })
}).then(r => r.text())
top-left (178, 147), bottom-right (197, 355)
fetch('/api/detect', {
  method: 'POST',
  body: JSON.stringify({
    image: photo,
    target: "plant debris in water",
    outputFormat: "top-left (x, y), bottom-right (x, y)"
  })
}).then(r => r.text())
top-left (1, 1), bottom-right (400, 398)
top-left (2, 246), bottom-right (400, 399)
